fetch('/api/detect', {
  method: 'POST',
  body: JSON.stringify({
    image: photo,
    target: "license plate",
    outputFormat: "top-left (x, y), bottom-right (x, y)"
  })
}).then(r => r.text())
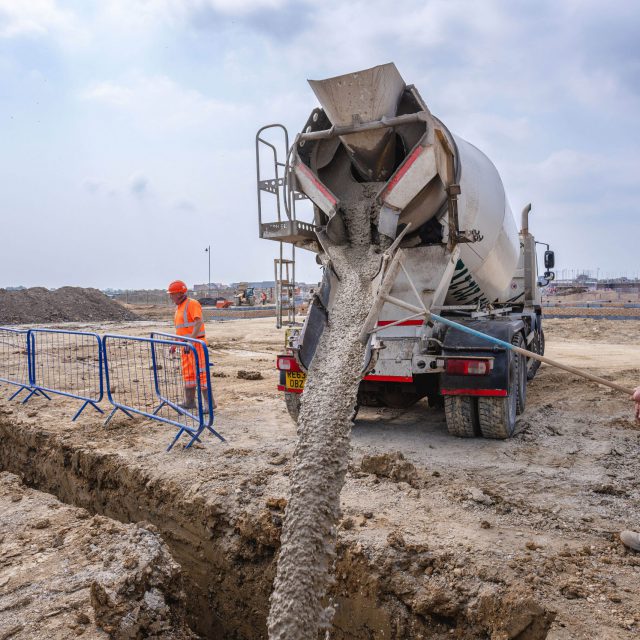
top-left (285, 370), bottom-right (306, 391)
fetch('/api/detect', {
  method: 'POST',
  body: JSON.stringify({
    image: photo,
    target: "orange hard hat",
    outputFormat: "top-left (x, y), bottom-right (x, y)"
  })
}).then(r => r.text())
top-left (167, 280), bottom-right (188, 294)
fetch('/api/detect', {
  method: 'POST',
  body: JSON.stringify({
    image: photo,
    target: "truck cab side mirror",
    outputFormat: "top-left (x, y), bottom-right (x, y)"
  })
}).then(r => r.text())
top-left (544, 250), bottom-right (555, 269)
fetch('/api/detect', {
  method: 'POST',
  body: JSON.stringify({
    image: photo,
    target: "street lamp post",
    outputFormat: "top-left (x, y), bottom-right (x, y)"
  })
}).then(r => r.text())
top-left (205, 246), bottom-right (211, 296)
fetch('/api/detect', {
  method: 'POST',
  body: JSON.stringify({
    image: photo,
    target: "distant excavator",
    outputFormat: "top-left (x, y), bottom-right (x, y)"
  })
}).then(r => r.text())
top-left (233, 283), bottom-right (255, 306)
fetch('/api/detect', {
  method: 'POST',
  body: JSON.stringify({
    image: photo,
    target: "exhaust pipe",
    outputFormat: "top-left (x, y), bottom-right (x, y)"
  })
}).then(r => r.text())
top-left (521, 203), bottom-right (532, 235)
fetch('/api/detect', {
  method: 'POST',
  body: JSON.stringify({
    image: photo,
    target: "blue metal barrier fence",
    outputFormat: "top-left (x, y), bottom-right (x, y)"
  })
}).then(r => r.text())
top-left (102, 334), bottom-right (225, 451)
top-left (0, 327), bottom-right (33, 401)
top-left (150, 332), bottom-right (221, 449)
top-left (0, 327), bottom-right (225, 451)
top-left (27, 328), bottom-right (104, 420)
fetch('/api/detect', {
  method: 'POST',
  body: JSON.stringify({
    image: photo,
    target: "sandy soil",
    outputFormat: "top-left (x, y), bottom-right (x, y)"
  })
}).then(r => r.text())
top-left (544, 292), bottom-right (640, 304)
top-left (543, 318), bottom-right (640, 346)
top-left (1, 316), bottom-right (639, 639)
top-left (124, 303), bottom-right (278, 322)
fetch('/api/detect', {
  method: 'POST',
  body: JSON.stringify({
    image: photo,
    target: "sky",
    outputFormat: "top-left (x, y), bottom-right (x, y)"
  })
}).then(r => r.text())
top-left (0, 0), bottom-right (638, 289)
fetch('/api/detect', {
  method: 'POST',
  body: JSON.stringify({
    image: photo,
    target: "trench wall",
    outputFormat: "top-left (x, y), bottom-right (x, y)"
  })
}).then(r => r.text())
top-left (0, 409), bottom-right (554, 640)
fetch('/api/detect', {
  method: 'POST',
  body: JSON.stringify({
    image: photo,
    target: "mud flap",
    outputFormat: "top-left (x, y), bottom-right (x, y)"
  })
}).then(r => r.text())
top-left (298, 268), bottom-right (332, 370)
top-left (440, 318), bottom-right (523, 393)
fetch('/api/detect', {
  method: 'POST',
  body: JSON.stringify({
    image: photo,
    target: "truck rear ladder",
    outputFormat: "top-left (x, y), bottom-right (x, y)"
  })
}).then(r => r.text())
top-left (274, 246), bottom-right (296, 329)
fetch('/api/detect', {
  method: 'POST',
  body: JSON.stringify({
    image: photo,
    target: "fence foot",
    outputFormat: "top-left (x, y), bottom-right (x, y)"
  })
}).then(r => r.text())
top-left (183, 430), bottom-right (205, 449)
top-left (152, 401), bottom-right (167, 416)
top-left (20, 388), bottom-right (51, 404)
top-left (72, 400), bottom-right (104, 422)
top-left (167, 425), bottom-right (207, 451)
top-left (104, 406), bottom-right (133, 426)
top-left (206, 425), bottom-right (226, 444)
top-left (9, 385), bottom-right (30, 401)
top-left (167, 428), bottom-right (188, 452)
top-left (20, 388), bottom-right (38, 404)
top-left (204, 418), bottom-right (226, 444)
top-left (167, 419), bottom-right (226, 452)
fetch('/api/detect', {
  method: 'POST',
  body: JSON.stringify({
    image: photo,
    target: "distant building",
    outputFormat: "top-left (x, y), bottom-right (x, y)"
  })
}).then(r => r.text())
top-left (193, 283), bottom-right (226, 291)
top-left (229, 281), bottom-right (276, 289)
top-left (596, 278), bottom-right (640, 293)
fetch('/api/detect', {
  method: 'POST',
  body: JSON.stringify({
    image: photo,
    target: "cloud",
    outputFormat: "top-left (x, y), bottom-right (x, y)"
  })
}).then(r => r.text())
top-left (0, 0), bottom-right (83, 42)
top-left (81, 73), bottom-right (248, 132)
top-left (83, 179), bottom-right (102, 194)
top-left (96, 0), bottom-right (291, 35)
top-left (4, 0), bottom-right (640, 286)
top-left (129, 174), bottom-right (149, 198)
top-left (512, 148), bottom-right (638, 199)
top-left (174, 199), bottom-right (196, 212)
top-left (190, 0), bottom-right (290, 16)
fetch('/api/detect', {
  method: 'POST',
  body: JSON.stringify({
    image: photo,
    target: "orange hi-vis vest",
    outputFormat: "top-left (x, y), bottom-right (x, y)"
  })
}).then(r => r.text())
top-left (174, 298), bottom-right (206, 340)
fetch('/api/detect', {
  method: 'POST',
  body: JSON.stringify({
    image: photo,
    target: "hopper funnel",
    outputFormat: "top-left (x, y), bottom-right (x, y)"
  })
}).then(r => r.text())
top-left (308, 63), bottom-right (405, 181)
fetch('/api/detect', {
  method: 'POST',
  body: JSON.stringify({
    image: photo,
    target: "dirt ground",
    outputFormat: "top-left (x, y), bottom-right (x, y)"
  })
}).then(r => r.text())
top-left (1, 315), bottom-right (639, 639)
top-left (544, 291), bottom-right (640, 305)
top-left (125, 303), bottom-right (277, 322)
top-left (0, 472), bottom-right (195, 639)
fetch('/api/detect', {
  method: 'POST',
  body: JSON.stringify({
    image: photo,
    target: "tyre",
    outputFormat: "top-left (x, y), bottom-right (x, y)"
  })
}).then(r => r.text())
top-left (512, 333), bottom-right (527, 415)
top-left (444, 396), bottom-right (480, 437)
top-left (477, 349), bottom-right (517, 439)
top-left (284, 391), bottom-right (301, 423)
top-left (357, 386), bottom-right (383, 407)
top-left (526, 328), bottom-right (545, 381)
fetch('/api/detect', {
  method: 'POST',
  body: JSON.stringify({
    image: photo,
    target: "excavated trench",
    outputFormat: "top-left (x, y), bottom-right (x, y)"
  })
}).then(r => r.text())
top-left (0, 408), bottom-right (555, 640)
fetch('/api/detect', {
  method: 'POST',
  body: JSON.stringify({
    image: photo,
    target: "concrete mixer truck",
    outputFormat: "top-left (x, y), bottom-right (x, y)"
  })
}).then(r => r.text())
top-left (256, 63), bottom-right (555, 439)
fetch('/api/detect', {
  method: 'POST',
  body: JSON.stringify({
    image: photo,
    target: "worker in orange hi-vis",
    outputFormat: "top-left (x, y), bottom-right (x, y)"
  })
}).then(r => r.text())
top-left (167, 280), bottom-right (216, 412)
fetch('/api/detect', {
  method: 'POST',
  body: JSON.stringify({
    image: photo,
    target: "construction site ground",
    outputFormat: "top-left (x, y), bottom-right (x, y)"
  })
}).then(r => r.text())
top-left (128, 304), bottom-right (277, 322)
top-left (1, 313), bottom-right (639, 639)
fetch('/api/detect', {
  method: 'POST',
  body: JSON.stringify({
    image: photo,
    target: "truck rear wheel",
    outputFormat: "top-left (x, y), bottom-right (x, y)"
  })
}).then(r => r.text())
top-left (512, 333), bottom-right (527, 415)
top-left (477, 349), bottom-right (517, 439)
top-left (444, 396), bottom-right (480, 437)
top-left (527, 329), bottom-right (545, 381)
top-left (284, 391), bottom-right (301, 423)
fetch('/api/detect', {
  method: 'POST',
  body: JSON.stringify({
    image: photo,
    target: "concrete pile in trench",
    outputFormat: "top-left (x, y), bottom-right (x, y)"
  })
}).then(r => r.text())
top-left (268, 187), bottom-right (384, 639)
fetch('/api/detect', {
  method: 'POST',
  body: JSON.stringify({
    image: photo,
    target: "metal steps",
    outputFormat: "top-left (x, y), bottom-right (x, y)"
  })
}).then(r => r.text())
top-left (274, 253), bottom-right (297, 329)
top-left (260, 220), bottom-right (317, 244)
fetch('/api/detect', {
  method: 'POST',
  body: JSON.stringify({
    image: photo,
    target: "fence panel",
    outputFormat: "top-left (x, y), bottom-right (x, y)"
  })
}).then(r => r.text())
top-left (0, 327), bottom-right (32, 400)
top-left (102, 334), bottom-right (224, 451)
top-left (150, 332), bottom-right (216, 422)
top-left (28, 329), bottom-right (104, 420)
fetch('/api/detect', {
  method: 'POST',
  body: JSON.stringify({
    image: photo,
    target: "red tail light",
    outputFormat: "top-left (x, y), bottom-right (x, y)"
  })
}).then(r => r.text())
top-left (277, 355), bottom-right (301, 372)
top-left (445, 358), bottom-right (493, 376)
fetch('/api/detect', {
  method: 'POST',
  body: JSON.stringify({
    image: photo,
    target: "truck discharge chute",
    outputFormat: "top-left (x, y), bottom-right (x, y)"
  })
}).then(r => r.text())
top-left (257, 62), bottom-right (554, 439)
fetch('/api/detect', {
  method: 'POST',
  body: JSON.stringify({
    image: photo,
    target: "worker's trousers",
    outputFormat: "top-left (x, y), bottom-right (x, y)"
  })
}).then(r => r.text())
top-left (181, 342), bottom-right (208, 390)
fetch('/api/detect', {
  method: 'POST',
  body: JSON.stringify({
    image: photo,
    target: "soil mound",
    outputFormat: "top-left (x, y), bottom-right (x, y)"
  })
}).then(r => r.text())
top-left (0, 287), bottom-right (139, 324)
